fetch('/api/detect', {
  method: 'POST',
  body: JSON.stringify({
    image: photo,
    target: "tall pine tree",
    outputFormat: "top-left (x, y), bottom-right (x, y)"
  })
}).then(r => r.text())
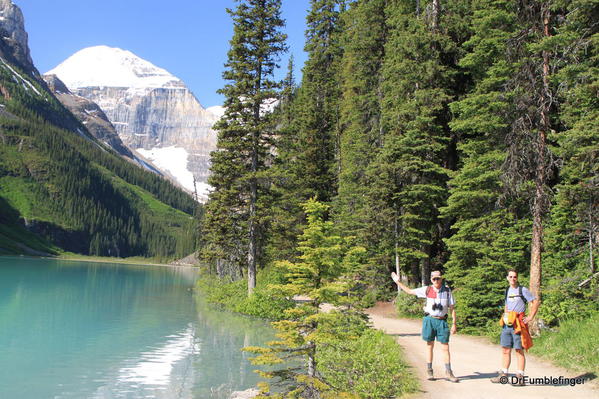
top-left (267, 0), bottom-right (346, 264)
top-left (334, 0), bottom-right (387, 247)
top-left (540, 0), bottom-right (599, 324)
top-left (202, 0), bottom-right (287, 294)
top-left (283, 0), bottom-right (345, 203)
top-left (374, 0), bottom-right (456, 285)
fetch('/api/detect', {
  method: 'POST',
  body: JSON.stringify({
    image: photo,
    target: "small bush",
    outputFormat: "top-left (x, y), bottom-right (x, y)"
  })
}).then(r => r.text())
top-left (538, 276), bottom-right (599, 326)
top-left (358, 288), bottom-right (378, 309)
top-left (394, 291), bottom-right (423, 318)
top-left (195, 268), bottom-right (294, 320)
top-left (317, 329), bottom-right (419, 399)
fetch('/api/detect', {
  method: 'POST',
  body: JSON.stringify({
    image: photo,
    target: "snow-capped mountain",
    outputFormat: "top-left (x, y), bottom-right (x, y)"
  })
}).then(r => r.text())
top-left (47, 46), bottom-right (218, 200)
top-left (47, 46), bottom-right (180, 90)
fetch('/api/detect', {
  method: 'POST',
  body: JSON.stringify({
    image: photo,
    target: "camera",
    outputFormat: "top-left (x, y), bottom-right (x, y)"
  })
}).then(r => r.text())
top-left (432, 303), bottom-right (443, 311)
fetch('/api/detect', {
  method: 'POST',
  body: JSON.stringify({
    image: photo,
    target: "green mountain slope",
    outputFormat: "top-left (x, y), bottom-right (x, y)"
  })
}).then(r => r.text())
top-left (0, 54), bottom-right (199, 260)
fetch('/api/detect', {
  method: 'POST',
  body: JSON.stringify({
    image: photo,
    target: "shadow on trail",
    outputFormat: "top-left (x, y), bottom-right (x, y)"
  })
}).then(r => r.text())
top-left (388, 333), bottom-right (420, 337)
top-left (456, 372), bottom-right (497, 380)
top-left (575, 372), bottom-right (596, 382)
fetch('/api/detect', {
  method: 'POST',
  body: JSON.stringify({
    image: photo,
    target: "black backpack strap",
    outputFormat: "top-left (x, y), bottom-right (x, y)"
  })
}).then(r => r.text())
top-left (504, 287), bottom-right (510, 305)
top-left (519, 285), bottom-right (528, 305)
top-left (443, 284), bottom-right (451, 295)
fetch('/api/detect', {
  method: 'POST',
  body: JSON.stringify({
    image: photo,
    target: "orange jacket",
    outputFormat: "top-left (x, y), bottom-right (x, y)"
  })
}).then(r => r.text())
top-left (499, 311), bottom-right (533, 351)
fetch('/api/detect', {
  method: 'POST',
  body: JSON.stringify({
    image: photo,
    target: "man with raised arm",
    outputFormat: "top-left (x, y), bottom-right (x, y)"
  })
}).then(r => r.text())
top-left (391, 270), bottom-right (459, 382)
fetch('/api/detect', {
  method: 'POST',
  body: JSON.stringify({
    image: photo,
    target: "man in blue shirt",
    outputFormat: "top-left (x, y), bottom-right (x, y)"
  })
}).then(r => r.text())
top-left (490, 269), bottom-right (540, 385)
top-left (392, 270), bottom-right (459, 382)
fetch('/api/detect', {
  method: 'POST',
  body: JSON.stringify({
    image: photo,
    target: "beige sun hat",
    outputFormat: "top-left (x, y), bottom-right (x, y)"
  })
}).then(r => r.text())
top-left (430, 270), bottom-right (443, 279)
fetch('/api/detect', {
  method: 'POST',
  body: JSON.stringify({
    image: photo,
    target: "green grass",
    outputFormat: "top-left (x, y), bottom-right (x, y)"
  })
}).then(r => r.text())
top-left (0, 221), bottom-right (59, 255)
top-left (56, 253), bottom-right (182, 266)
top-left (530, 312), bottom-right (599, 375)
top-left (125, 181), bottom-right (189, 218)
top-left (318, 329), bottom-right (419, 398)
top-left (0, 176), bottom-right (55, 223)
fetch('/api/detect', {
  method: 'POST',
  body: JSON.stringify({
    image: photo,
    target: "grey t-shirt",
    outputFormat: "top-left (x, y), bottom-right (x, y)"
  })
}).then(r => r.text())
top-left (505, 286), bottom-right (536, 313)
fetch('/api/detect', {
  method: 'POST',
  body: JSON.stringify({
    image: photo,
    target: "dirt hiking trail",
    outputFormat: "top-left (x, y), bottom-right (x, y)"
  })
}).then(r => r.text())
top-left (365, 302), bottom-right (597, 399)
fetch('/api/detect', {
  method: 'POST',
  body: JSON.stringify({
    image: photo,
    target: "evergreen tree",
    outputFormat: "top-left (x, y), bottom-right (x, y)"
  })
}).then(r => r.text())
top-left (441, 0), bottom-right (523, 328)
top-left (284, 0), bottom-right (346, 203)
top-left (267, 56), bottom-right (303, 263)
top-left (373, 0), bottom-right (456, 285)
top-left (334, 0), bottom-right (387, 244)
top-left (245, 199), bottom-right (367, 398)
top-left (540, 0), bottom-right (599, 324)
top-left (267, 0), bottom-right (346, 264)
top-left (202, 0), bottom-right (287, 294)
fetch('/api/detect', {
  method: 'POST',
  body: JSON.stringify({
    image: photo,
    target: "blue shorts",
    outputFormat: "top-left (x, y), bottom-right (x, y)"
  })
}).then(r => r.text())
top-left (422, 316), bottom-right (450, 344)
top-left (500, 325), bottom-right (523, 349)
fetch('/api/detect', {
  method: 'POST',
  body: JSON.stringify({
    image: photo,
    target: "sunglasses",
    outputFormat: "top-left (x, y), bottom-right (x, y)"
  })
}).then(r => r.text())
top-left (508, 276), bottom-right (518, 279)
top-left (432, 277), bottom-right (442, 281)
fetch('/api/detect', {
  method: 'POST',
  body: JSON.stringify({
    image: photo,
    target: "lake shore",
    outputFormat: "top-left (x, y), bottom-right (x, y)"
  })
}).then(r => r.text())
top-left (1, 253), bottom-right (201, 268)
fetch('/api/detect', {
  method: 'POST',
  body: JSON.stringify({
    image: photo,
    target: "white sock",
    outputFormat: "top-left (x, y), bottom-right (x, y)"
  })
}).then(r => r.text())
top-left (516, 370), bottom-right (524, 375)
top-left (502, 368), bottom-right (508, 374)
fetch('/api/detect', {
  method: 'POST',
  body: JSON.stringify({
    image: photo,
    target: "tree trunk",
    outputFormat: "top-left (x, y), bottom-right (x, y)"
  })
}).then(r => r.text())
top-left (589, 197), bottom-right (596, 274)
top-left (431, 0), bottom-right (440, 32)
top-left (247, 49), bottom-right (263, 296)
top-left (589, 232), bottom-right (595, 274)
top-left (529, 5), bottom-right (552, 334)
top-left (394, 210), bottom-right (401, 292)
top-left (248, 124), bottom-right (258, 295)
top-left (307, 346), bottom-right (316, 378)
top-left (421, 244), bottom-right (431, 286)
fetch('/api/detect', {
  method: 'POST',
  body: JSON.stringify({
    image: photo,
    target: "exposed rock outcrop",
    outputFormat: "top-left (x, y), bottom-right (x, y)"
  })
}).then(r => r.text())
top-left (42, 74), bottom-right (137, 159)
top-left (0, 0), bottom-right (36, 74)
top-left (230, 388), bottom-right (259, 399)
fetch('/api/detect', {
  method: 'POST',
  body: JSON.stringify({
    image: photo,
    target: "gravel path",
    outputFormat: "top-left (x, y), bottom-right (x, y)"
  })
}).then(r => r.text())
top-left (365, 302), bottom-right (598, 399)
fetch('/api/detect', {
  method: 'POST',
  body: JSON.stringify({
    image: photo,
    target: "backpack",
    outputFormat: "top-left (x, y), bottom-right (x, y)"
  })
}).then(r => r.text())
top-left (426, 283), bottom-right (451, 298)
top-left (504, 285), bottom-right (528, 305)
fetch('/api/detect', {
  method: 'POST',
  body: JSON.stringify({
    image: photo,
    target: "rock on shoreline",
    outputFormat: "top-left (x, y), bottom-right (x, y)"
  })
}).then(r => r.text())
top-left (230, 388), bottom-right (259, 399)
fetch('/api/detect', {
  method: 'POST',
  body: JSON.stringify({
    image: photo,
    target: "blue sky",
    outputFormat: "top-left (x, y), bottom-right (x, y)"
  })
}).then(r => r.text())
top-left (16, 0), bottom-right (310, 108)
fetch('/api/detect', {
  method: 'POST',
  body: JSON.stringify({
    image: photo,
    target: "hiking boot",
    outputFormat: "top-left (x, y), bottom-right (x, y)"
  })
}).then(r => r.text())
top-left (427, 369), bottom-right (434, 380)
top-left (490, 371), bottom-right (507, 384)
top-left (446, 370), bottom-right (459, 383)
top-left (512, 373), bottom-right (526, 386)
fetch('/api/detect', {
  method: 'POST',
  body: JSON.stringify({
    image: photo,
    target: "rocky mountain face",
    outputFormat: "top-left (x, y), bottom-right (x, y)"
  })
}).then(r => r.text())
top-left (42, 74), bottom-right (137, 159)
top-left (0, 0), bottom-right (35, 75)
top-left (0, 0), bottom-right (91, 137)
top-left (48, 46), bottom-right (219, 198)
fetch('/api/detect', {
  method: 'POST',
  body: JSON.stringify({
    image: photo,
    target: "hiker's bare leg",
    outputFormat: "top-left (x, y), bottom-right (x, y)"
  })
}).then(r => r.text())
top-left (502, 347), bottom-right (511, 370)
top-left (427, 341), bottom-right (434, 363)
top-left (441, 343), bottom-right (450, 364)
top-left (515, 349), bottom-right (525, 371)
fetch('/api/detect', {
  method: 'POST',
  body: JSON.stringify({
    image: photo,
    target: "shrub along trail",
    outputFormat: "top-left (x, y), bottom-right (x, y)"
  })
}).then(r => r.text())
top-left (365, 302), bottom-right (597, 399)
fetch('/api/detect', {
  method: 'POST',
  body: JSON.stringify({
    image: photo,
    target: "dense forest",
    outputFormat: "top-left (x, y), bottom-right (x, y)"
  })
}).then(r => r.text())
top-left (201, 0), bottom-right (598, 332)
top-left (0, 56), bottom-right (198, 260)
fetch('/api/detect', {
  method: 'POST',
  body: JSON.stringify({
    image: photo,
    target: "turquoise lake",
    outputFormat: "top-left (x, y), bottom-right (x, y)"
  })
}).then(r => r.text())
top-left (0, 257), bottom-right (274, 399)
